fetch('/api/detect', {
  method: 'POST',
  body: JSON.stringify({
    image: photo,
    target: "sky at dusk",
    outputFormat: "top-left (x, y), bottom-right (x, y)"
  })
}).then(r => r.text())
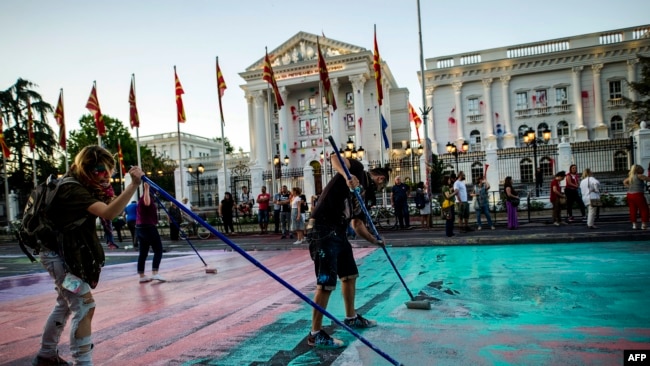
top-left (2, 0), bottom-right (649, 152)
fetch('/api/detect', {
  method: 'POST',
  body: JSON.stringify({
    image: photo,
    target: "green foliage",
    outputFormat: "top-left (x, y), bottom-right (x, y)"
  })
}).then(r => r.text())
top-left (0, 78), bottom-right (59, 194)
top-left (625, 55), bottom-right (650, 129)
top-left (527, 200), bottom-right (546, 211)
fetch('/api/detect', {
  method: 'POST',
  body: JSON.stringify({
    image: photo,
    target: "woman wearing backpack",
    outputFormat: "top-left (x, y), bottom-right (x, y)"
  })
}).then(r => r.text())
top-left (33, 145), bottom-right (143, 366)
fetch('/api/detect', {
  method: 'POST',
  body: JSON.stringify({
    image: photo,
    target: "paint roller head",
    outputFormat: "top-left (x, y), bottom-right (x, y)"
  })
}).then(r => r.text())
top-left (405, 300), bottom-right (431, 310)
top-left (205, 267), bottom-right (217, 274)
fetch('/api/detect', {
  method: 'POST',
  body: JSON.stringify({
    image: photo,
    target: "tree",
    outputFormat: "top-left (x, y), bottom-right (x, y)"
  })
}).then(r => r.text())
top-left (214, 136), bottom-right (234, 155)
top-left (65, 114), bottom-right (177, 194)
top-left (625, 55), bottom-right (650, 129)
top-left (428, 154), bottom-right (445, 194)
top-left (0, 78), bottom-right (59, 196)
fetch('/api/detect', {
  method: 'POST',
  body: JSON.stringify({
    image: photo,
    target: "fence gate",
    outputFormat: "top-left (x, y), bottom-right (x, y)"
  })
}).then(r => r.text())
top-left (230, 162), bottom-right (251, 205)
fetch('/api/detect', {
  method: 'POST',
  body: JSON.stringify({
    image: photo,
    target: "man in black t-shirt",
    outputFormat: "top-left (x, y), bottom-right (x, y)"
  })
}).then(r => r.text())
top-left (305, 158), bottom-right (388, 349)
top-left (277, 185), bottom-right (292, 239)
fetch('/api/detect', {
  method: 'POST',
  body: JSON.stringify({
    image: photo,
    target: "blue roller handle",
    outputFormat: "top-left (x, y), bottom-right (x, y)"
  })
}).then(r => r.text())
top-left (140, 176), bottom-right (402, 366)
top-left (327, 136), bottom-right (417, 302)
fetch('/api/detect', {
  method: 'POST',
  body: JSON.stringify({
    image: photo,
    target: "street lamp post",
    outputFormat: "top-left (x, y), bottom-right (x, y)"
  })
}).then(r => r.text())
top-left (523, 127), bottom-right (551, 197)
top-left (187, 163), bottom-right (205, 207)
top-left (404, 144), bottom-right (423, 183)
top-left (446, 141), bottom-right (469, 173)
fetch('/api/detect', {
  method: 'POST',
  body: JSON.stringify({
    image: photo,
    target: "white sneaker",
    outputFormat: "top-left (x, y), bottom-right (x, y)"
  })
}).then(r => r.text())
top-left (293, 240), bottom-right (303, 245)
top-left (477, 226), bottom-right (482, 231)
top-left (139, 276), bottom-right (152, 283)
top-left (151, 274), bottom-right (166, 282)
top-left (633, 223), bottom-right (638, 230)
top-left (491, 226), bottom-right (496, 230)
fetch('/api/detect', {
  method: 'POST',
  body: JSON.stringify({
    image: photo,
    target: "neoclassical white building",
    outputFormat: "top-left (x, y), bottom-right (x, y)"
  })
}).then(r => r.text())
top-left (423, 24), bottom-right (649, 153)
top-left (238, 31), bottom-right (410, 199)
top-left (420, 24), bottom-right (650, 192)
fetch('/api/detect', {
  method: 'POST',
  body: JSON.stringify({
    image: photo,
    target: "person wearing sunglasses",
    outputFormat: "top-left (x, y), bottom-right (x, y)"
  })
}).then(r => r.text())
top-left (32, 145), bottom-right (143, 366)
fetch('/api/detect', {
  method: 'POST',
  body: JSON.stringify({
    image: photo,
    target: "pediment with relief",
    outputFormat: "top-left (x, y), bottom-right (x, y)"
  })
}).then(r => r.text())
top-left (246, 31), bottom-right (366, 71)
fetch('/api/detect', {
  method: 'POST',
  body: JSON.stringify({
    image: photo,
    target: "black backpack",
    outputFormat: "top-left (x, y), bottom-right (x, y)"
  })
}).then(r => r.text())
top-left (414, 191), bottom-right (426, 209)
top-left (17, 174), bottom-right (84, 262)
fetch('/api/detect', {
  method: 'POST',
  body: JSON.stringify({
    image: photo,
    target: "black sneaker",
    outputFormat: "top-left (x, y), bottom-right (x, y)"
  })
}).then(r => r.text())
top-left (307, 330), bottom-right (345, 349)
top-left (343, 313), bottom-right (377, 329)
top-left (32, 353), bottom-right (72, 366)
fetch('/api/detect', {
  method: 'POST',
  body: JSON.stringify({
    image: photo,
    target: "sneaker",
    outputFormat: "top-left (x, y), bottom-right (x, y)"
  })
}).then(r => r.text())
top-left (633, 224), bottom-right (638, 230)
top-left (280, 235), bottom-right (286, 239)
top-left (293, 240), bottom-right (302, 245)
top-left (307, 330), bottom-right (345, 349)
top-left (151, 274), bottom-right (166, 282)
top-left (643, 224), bottom-right (648, 230)
top-left (343, 313), bottom-right (377, 329)
top-left (139, 276), bottom-right (152, 283)
top-left (32, 353), bottom-right (71, 366)
top-left (477, 226), bottom-right (482, 231)
top-left (289, 234), bottom-right (294, 239)
top-left (491, 226), bottom-right (496, 230)
top-left (108, 242), bottom-right (119, 249)
top-left (553, 222), bottom-right (560, 227)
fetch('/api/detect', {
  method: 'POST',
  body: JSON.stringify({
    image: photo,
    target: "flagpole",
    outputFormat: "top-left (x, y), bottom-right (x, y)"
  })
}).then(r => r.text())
top-left (59, 88), bottom-right (69, 172)
top-left (417, 0), bottom-right (432, 195)
top-left (1, 109), bottom-right (9, 221)
top-left (264, 48), bottom-right (277, 196)
top-left (132, 74), bottom-right (142, 169)
top-left (92, 81), bottom-right (102, 146)
top-left (174, 65), bottom-right (185, 199)
top-left (318, 79), bottom-right (327, 189)
top-left (217, 56), bottom-right (228, 198)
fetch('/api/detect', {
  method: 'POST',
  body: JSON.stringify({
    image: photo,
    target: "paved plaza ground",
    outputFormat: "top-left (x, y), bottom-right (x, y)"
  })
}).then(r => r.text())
top-left (0, 214), bottom-right (649, 365)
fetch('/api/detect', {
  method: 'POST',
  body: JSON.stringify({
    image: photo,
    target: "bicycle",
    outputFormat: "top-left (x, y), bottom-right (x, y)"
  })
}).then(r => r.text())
top-left (179, 220), bottom-right (211, 240)
top-left (368, 206), bottom-right (397, 230)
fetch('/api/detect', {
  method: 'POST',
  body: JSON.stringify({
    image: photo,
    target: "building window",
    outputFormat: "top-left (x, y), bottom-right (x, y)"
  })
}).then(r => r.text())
top-left (299, 119), bottom-right (308, 136)
top-left (610, 115), bottom-right (624, 138)
top-left (467, 98), bottom-right (479, 115)
top-left (469, 130), bottom-right (481, 151)
top-left (298, 99), bottom-right (306, 111)
top-left (613, 151), bottom-right (628, 171)
top-left (555, 87), bottom-right (568, 105)
top-left (537, 122), bottom-right (549, 137)
top-left (310, 139), bottom-right (318, 147)
top-left (539, 157), bottom-right (552, 177)
top-left (300, 140), bottom-right (308, 148)
top-left (534, 90), bottom-right (548, 107)
top-left (323, 117), bottom-right (330, 133)
top-left (517, 125), bottom-right (529, 146)
top-left (470, 162), bottom-right (483, 184)
top-left (516, 92), bottom-right (529, 110)
top-left (557, 120), bottom-right (569, 141)
top-left (519, 158), bottom-right (533, 183)
top-left (346, 92), bottom-right (354, 107)
top-left (310, 118), bottom-right (320, 135)
top-left (346, 114), bottom-right (355, 130)
top-left (309, 97), bottom-right (317, 111)
top-left (609, 80), bottom-right (622, 100)
top-left (322, 96), bottom-right (329, 108)
top-left (273, 122), bottom-right (279, 138)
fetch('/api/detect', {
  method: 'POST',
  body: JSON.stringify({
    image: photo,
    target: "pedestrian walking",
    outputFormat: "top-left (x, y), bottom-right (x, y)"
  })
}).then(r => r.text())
top-left (391, 176), bottom-right (411, 230)
top-left (623, 164), bottom-right (650, 230)
top-left (136, 182), bottom-right (166, 283)
top-left (503, 176), bottom-right (519, 230)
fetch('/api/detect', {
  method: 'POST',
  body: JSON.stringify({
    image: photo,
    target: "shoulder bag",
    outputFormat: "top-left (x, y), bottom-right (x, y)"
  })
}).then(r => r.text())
top-left (589, 178), bottom-right (602, 207)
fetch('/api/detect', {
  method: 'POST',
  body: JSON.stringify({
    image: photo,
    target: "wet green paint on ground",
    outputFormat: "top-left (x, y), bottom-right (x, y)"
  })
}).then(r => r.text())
top-left (191, 241), bottom-right (650, 365)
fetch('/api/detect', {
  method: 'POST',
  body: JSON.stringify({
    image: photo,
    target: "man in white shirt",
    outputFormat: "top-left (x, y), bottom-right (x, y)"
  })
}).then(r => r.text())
top-left (453, 171), bottom-right (472, 232)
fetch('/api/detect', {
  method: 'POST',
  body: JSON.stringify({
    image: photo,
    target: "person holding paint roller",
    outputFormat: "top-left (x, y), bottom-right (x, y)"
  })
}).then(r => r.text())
top-left (136, 182), bottom-right (166, 283)
top-left (305, 153), bottom-right (389, 349)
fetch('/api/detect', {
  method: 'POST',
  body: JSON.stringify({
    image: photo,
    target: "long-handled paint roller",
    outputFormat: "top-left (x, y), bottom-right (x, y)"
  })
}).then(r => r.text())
top-left (155, 195), bottom-right (217, 274)
top-left (328, 136), bottom-right (431, 311)
top-left (141, 176), bottom-right (402, 366)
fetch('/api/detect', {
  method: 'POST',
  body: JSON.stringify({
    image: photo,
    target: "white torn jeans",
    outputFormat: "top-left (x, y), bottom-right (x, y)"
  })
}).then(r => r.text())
top-left (37, 250), bottom-right (95, 365)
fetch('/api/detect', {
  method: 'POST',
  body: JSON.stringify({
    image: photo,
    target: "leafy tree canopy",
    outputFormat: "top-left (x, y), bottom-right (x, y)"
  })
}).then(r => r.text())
top-left (625, 55), bottom-right (650, 129)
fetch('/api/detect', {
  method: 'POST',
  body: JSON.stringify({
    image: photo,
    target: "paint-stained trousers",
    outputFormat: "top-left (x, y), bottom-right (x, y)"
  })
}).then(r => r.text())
top-left (37, 251), bottom-right (95, 365)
